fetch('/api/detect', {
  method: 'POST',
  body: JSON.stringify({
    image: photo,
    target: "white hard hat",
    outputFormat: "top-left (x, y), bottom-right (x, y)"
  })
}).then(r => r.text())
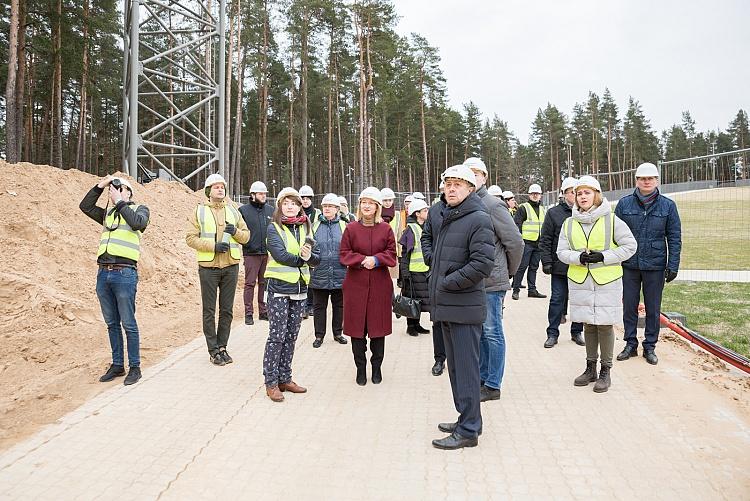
top-left (635, 162), bottom-right (659, 178)
top-left (276, 187), bottom-right (303, 207)
top-left (463, 157), bottom-right (488, 175)
top-left (358, 186), bottom-right (383, 205)
top-left (487, 185), bottom-right (503, 196)
top-left (439, 181), bottom-right (445, 189)
top-left (404, 195), bottom-right (413, 204)
top-left (380, 187), bottom-right (396, 200)
top-left (408, 199), bottom-right (429, 216)
top-left (502, 190), bottom-right (514, 199)
top-left (321, 193), bottom-right (341, 207)
top-left (113, 177), bottom-right (134, 196)
top-left (412, 191), bottom-right (426, 200)
top-left (204, 173), bottom-right (227, 197)
top-left (337, 196), bottom-right (349, 207)
top-left (441, 164), bottom-right (477, 187)
top-left (250, 181), bottom-right (268, 193)
top-left (576, 175), bottom-right (602, 192)
top-left (560, 177), bottom-right (577, 193)
top-left (299, 185), bottom-right (315, 197)
top-left (528, 183), bottom-right (543, 194)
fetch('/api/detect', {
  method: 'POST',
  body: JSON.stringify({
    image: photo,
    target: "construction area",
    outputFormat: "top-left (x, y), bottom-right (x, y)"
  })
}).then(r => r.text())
top-left (0, 160), bottom-right (749, 499)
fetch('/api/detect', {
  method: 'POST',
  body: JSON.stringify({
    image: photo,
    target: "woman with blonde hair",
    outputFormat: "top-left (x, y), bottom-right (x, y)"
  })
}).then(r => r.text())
top-left (339, 187), bottom-right (397, 385)
top-left (556, 176), bottom-right (636, 393)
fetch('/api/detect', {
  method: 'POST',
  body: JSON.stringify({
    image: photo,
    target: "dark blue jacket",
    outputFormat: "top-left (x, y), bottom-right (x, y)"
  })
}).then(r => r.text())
top-left (239, 201), bottom-right (274, 255)
top-left (614, 189), bottom-right (682, 271)
top-left (309, 215), bottom-right (347, 290)
top-left (265, 222), bottom-right (321, 295)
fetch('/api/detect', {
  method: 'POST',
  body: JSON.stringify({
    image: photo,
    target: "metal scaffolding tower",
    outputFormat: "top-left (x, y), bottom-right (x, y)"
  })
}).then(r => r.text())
top-left (122, 0), bottom-right (226, 184)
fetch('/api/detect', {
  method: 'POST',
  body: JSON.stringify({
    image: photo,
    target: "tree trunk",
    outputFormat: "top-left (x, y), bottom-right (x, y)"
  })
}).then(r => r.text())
top-left (75, 0), bottom-right (90, 170)
top-left (299, 8), bottom-right (309, 186)
top-left (5, 0), bottom-right (21, 163)
top-left (259, 0), bottom-right (269, 182)
top-left (53, 0), bottom-right (63, 168)
top-left (231, 47), bottom-right (246, 193)
top-left (419, 65), bottom-right (430, 195)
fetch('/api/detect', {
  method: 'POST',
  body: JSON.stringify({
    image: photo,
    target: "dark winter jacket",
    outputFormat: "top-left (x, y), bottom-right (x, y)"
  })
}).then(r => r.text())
top-left (309, 214), bottom-right (347, 290)
top-left (539, 201), bottom-right (573, 276)
top-left (614, 189), bottom-right (682, 271)
top-left (79, 185), bottom-right (150, 267)
top-left (421, 194), bottom-right (447, 268)
top-left (238, 200), bottom-right (274, 255)
top-left (514, 200), bottom-right (543, 247)
top-left (398, 217), bottom-right (430, 312)
top-left (265, 222), bottom-right (321, 296)
top-left (476, 185), bottom-right (524, 291)
top-left (427, 192), bottom-right (494, 324)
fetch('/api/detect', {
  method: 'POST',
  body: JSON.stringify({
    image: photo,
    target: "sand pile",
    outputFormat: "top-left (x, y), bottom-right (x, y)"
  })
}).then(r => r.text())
top-left (0, 161), bottom-right (245, 449)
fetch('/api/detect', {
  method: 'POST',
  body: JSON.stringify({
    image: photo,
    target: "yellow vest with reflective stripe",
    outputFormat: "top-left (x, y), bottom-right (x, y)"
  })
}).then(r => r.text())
top-left (97, 205), bottom-right (143, 262)
top-left (407, 223), bottom-right (429, 272)
top-left (195, 204), bottom-right (242, 262)
top-left (564, 213), bottom-right (622, 285)
top-left (265, 223), bottom-right (310, 284)
top-left (521, 202), bottom-right (545, 241)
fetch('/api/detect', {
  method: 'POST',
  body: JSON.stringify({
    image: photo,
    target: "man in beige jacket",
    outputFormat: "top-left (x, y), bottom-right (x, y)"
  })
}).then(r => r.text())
top-left (186, 173), bottom-right (250, 366)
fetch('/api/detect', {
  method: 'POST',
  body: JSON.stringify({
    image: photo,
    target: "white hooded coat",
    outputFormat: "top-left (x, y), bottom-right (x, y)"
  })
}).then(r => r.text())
top-left (556, 199), bottom-right (637, 326)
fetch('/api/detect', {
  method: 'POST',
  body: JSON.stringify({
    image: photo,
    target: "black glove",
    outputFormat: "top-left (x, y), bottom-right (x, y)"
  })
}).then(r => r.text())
top-left (579, 252), bottom-right (591, 264)
top-left (224, 223), bottom-right (237, 236)
top-left (587, 251), bottom-right (604, 263)
top-left (396, 279), bottom-right (403, 288)
top-left (214, 242), bottom-right (230, 253)
top-left (665, 269), bottom-right (678, 283)
top-left (542, 264), bottom-right (552, 275)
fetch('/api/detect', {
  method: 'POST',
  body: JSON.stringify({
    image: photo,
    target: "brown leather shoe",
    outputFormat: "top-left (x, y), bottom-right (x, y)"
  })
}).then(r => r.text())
top-left (266, 385), bottom-right (284, 402)
top-left (279, 381), bottom-right (307, 393)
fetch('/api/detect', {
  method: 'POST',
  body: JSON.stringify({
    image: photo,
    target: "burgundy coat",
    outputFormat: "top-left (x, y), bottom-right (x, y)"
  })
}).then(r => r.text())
top-left (340, 221), bottom-right (397, 338)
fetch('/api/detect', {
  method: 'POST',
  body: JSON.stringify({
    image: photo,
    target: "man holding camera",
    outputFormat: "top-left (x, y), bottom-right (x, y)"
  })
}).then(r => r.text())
top-left (186, 173), bottom-right (249, 366)
top-left (79, 174), bottom-right (150, 385)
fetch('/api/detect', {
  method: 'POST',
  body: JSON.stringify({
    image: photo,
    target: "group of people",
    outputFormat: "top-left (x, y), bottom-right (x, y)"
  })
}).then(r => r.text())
top-left (80, 155), bottom-right (681, 450)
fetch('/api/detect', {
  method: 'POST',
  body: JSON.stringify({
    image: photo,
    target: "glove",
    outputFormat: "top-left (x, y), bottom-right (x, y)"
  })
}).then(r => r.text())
top-left (396, 279), bottom-right (403, 288)
top-left (224, 223), bottom-right (237, 236)
top-left (542, 264), bottom-right (552, 275)
top-left (214, 242), bottom-right (230, 253)
top-left (579, 252), bottom-right (591, 264)
top-left (665, 269), bottom-right (678, 283)
top-left (587, 251), bottom-right (604, 263)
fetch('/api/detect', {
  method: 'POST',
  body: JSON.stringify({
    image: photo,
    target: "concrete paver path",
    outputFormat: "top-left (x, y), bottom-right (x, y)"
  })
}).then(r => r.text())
top-left (1, 274), bottom-right (748, 500)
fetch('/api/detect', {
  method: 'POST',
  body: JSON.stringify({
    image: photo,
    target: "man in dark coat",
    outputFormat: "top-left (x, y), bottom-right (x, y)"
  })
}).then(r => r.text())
top-left (511, 184), bottom-right (547, 300)
top-left (239, 181), bottom-right (274, 325)
top-left (614, 163), bottom-right (682, 365)
top-left (420, 194), bottom-right (448, 377)
top-left (539, 177), bottom-right (585, 348)
top-left (423, 164), bottom-right (494, 450)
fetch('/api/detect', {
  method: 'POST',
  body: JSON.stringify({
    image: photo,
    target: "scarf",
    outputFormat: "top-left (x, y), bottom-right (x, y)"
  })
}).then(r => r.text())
top-left (281, 214), bottom-right (308, 225)
top-left (381, 205), bottom-right (395, 222)
top-left (636, 188), bottom-right (659, 208)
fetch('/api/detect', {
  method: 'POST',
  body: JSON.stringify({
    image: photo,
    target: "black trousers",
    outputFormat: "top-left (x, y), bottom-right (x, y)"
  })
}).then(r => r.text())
top-left (351, 336), bottom-right (385, 369)
top-left (623, 268), bottom-right (665, 351)
top-left (199, 264), bottom-right (239, 356)
top-left (441, 321), bottom-right (482, 439)
top-left (432, 321), bottom-right (446, 363)
top-left (312, 288), bottom-right (343, 339)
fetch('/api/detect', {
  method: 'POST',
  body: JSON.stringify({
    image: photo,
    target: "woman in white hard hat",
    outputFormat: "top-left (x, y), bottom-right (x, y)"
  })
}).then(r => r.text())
top-left (398, 198), bottom-right (431, 337)
top-left (338, 196), bottom-right (356, 222)
top-left (556, 176), bottom-right (636, 393)
top-left (339, 187), bottom-right (397, 386)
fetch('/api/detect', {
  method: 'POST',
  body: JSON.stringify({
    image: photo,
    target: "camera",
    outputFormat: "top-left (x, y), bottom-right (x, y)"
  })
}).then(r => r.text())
top-left (111, 178), bottom-right (122, 191)
top-left (304, 236), bottom-right (316, 247)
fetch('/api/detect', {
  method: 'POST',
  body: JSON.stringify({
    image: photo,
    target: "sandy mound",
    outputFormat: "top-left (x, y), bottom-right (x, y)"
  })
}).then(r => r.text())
top-left (0, 161), bottom-right (245, 450)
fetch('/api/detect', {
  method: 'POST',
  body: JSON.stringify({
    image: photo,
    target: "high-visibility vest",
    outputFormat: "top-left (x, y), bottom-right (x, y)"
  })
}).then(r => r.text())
top-left (407, 223), bottom-right (429, 272)
top-left (520, 202), bottom-right (545, 241)
top-left (388, 211), bottom-right (401, 235)
top-left (563, 212), bottom-right (622, 285)
top-left (195, 204), bottom-right (242, 262)
top-left (264, 222), bottom-right (310, 284)
top-left (97, 205), bottom-right (144, 262)
top-left (312, 218), bottom-right (346, 234)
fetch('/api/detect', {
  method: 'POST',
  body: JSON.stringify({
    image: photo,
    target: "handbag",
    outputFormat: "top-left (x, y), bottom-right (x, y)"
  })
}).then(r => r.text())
top-left (392, 276), bottom-right (421, 319)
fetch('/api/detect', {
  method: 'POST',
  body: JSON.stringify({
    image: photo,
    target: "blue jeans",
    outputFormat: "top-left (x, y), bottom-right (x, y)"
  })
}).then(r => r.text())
top-left (546, 274), bottom-right (583, 339)
top-left (512, 243), bottom-right (541, 291)
top-left (96, 267), bottom-right (140, 367)
top-left (479, 290), bottom-right (506, 390)
top-left (623, 268), bottom-right (665, 351)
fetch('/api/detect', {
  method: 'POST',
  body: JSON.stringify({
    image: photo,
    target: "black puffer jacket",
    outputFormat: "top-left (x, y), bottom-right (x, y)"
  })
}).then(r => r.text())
top-left (421, 194), bottom-right (446, 268)
top-left (427, 193), bottom-right (494, 324)
top-left (398, 216), bottom-right (430, 312)
top-left (539, 201), bottom-right (573, 276)
top-left (239, 201), bottom-right (274, 255)
top-left (309, 215), bottom-right (347, 290)
top-left (265, 222), bottom-right (321, 296)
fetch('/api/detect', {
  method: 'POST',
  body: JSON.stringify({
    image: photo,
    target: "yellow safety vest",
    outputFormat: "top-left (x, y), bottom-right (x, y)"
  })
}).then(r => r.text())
top-left (195, 204), bottom-right (242, 262)
top-left (521, 202), bottom-right (545, 241)
top-left (97, 205), bottom-right (143, 262)
top-left (407, 223), bottom-right (429, 273)
top-left (563, 213), bottom-right (622, 285)
top-left (264, 222), bottom-right (310, 284)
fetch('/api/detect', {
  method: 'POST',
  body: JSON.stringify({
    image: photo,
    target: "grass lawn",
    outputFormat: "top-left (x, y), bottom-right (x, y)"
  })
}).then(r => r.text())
top-left (661, 281), bottom-right (750, 359)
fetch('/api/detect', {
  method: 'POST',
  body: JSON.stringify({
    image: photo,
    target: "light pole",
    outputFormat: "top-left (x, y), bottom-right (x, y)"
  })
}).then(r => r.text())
top-left (347, 166), bottom-right (355, 206)
top-left (271, 179), bottom-right (277, 198)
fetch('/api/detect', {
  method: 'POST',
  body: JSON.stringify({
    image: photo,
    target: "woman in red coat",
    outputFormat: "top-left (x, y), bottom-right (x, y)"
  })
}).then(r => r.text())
top-left (340, 187), bottom-right (397, 386)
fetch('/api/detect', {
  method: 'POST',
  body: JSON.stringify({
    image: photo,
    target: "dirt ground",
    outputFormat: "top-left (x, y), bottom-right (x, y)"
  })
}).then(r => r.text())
top-left (0, 161), bottom-right (246, 451)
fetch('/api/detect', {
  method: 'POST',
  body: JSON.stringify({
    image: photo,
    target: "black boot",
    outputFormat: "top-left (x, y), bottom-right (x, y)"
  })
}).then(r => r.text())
top-left (406, 325), bottom-right (419, 337)
top-left (99, 364), bottom-right (125, 382)
top-left (571, 332), bottom-right (585, 346)
top-left (616, 345), bottom-right (638, 361)
top-left (415, 325), bottom-right (430, 334)
top-left (593, 365), bottom-right (611, 393)
top-left (370, 337), bottom-right (384, 384)
top-left (352, 338), bottom-right (367, 386)
top-left (356, 366), bottom-right (367, 386)
top-left (371, 365), bottom-right (382, 384)
top-left (544, 336), bottom-right (558, 348)
top-left (574, 360), bottom-right (598, 386)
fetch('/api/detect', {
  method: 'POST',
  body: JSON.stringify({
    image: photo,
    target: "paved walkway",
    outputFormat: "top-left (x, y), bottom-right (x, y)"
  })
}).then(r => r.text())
top-left (676, 269), bottom-right (750, 283)
top-left (1, 275), bottom-right (748, 500)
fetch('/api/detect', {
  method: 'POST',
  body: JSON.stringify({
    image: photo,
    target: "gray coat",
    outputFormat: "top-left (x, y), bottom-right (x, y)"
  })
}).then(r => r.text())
top-left (309, 215), bottom-right (347, 290)
top-left (556, 199), bottom-right (637, 326)
top-left (476, 186), bottom-right (524, 291)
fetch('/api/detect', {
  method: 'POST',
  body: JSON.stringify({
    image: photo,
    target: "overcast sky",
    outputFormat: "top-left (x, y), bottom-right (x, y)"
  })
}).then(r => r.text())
top-left (395, 0), bottom-right (750, 144)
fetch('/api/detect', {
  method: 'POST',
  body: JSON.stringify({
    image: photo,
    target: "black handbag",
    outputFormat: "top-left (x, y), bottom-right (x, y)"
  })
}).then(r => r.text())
top-left (392, 277), bottom-right (421, 319)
